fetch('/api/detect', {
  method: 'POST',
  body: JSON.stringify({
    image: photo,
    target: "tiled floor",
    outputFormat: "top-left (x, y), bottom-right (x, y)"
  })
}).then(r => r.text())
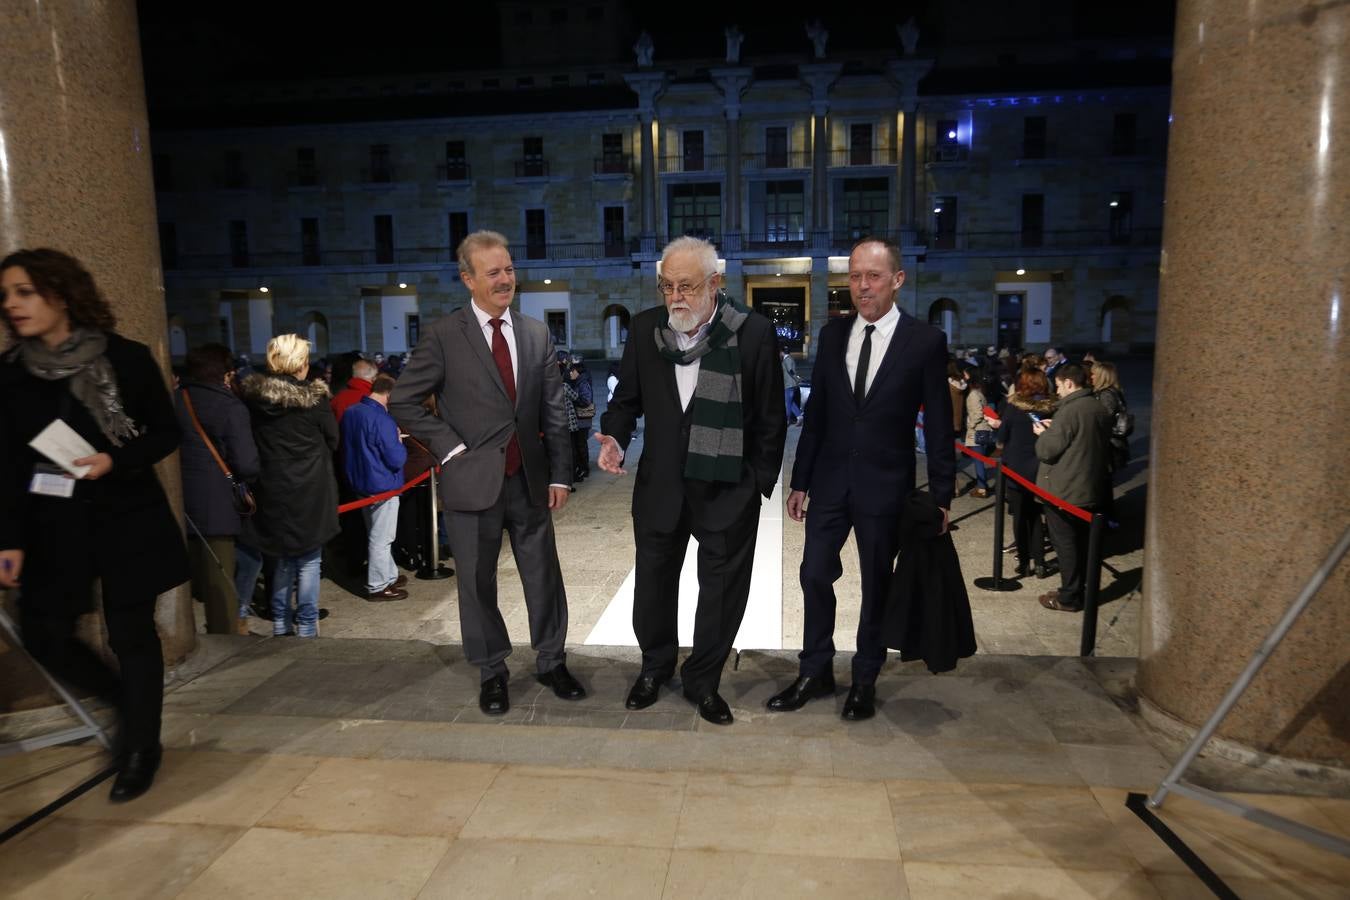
top-left (3, 642), bottom-right (1347, 898)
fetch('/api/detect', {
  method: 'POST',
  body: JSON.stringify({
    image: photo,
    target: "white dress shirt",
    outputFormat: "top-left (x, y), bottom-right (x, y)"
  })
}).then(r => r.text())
top-left (845, 303), bottom-right (901, 399)
top-left (673, 316), bottom-right (715, 411)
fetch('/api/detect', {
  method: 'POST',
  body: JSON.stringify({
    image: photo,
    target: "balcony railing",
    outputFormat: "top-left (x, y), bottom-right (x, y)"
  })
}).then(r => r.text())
top-left (742, 150), bottom-right (811, 171)
top-left (287, 170), bottom-right (321, 188)
top-left (435, 162), bottom-right (472, 181)
top-left (214, 173), bottom-right (250, 190)
top-left (593, 154), bottom-right (633, 175)
top-left (165, 241), bottom-right (638, 271)
top-left (514, 159), bottom-right (550, 177)
top-left (924, 228), bottom-right (1163, 251)
top-left (737, 229), bottom-right (810, 251)
top-left (360, 167), bottom-right (397, 184)
top-left (829, 146), bottom-right (898, 167)
top-left (658, 153), bottom-right (726, 174)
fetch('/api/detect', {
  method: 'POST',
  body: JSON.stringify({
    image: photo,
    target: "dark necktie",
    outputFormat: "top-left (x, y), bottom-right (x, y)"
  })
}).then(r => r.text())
top-left (853, 323), bottom-right (875, 406)
top-left (488, 318), bottom-right (522, 476)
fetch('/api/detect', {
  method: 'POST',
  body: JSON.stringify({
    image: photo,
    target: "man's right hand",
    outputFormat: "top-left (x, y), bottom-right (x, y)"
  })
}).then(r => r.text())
top-left (0, 549), bottom-right (23, 589)
top-left (594, 433), bottom-right (626, 475)
top-left (786, 490), bottom-right (808, 522)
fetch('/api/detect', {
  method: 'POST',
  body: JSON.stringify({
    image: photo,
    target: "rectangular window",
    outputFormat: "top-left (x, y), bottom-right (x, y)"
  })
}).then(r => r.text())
top-left (406, 314), bottom-right (420, 348)
top-left (296, 148), bottom-right (317, 186)
top-left (545, 311), bottom-right (567, 347)
top-left (153, 154), bottom-right (173, 191)
top-left (443, 141), bottom-right (467, 180)
top-left (224, 150), bottom-right (245, 189)
top-left (1109, 191), bottom-right (1133, 244)
top-left (1021, 194), bottom-right (1044, 247)
top-left (1022, 116), bottom-right (1047, 159)
top-left (374, 215), bottom-right (394, 264)
top-left (301, 218), bottom-right (321, 265)
top-left (522, 137), bottom-right (545, 177)
top-left (765, 126), bottom-right (789, 168)
top-left (369, 144), bottom-right (392, 182)
top-left (1111, 113), bottom-right (1137, 156)
top-left (668, 182), bottom-right (721, 240)
top-left (159, 222), bottom-right (178, 269)
top-left (763, 180), bottom-right (805, 242)
top-left (602, 207), bottom-right (626, 256)
top-left (839, 177), bottom-right (889, 240)
top-left (933, 196), bottom-right (958, 249)
top-left (682, 130), bottom-right (705, 172)
top-left (448, 212), bottom-right (469, 257)
top-left (849, 123), bottom-right (874, 166)
top-left (229, 220), bottom-right (249, 267)
top-left (600, 133), bottom-right (625, 173)
top-left (525, 209), bottom-right (547, 259)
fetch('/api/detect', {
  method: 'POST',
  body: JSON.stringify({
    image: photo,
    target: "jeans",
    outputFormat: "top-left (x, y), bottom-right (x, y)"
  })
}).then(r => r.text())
top-left (273, 548), bottom-right (323, 637)
top-left (966, 431), bottom-right (996, 488)
top-left (363, 496), bottom-right (400, 593)
top-left (234, 541), bottom-right (265, 620)
top-left (784, 387), bottom-right (801, 421)
top-left (914, 411), bottom-right (926, 453)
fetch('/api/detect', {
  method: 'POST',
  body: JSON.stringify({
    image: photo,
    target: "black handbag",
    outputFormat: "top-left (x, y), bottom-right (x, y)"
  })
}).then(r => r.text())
top-left (182, 388), bottom-right (257, 516)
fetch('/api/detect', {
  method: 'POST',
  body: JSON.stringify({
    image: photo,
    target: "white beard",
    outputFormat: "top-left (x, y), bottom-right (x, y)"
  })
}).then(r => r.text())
top-left (667, 296), bottom-right (713, 334)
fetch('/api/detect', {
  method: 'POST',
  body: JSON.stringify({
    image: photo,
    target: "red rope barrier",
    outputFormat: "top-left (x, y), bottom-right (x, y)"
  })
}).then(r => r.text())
top-left (953, 441), bottom-right (1094, 523)
top-left (337, 468), bottom-right (434, 515)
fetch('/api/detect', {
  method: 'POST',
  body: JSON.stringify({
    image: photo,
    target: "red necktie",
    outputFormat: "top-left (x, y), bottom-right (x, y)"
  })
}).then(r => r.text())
top-left (488, 318), bottom-right (522, 476)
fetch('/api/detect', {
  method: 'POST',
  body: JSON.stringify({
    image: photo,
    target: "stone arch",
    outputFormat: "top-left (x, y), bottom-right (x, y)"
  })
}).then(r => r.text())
top-left (601, 303), bottom-right (631, 357)
top-left (1100, 296), bottom-right (1132, 351)
top-left (303, 310), bottom-right (330, 358)
top-left (927, 297), bottom-right (959, 342)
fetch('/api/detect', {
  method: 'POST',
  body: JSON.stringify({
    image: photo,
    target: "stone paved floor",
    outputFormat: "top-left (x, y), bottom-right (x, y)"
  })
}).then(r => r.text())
top-left (2, 637), bottom-right (1347, 898)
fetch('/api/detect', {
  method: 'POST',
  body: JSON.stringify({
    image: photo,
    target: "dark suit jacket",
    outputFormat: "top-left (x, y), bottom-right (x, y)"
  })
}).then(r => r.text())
top-left (791, 310), bottom-right (956, 513)
top-left (600, 304), bottom-right (786, 533)
top-left (390, 304), bottom-right (570, 511)
top-left (0, 333), bottom-right (189, 613)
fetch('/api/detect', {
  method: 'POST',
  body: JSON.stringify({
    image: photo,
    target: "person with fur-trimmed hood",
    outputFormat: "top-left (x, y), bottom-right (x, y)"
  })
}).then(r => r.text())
top-left (237, 334), bottom-right (339, 637)
top-left (995, 366), bottom-right (1058, 579)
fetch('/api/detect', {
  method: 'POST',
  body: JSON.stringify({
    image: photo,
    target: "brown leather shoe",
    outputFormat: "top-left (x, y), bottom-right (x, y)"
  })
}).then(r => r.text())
top-left (393, 574), bottom-right (408, 588)
top-left (368, 586), bottom-right (409, 601)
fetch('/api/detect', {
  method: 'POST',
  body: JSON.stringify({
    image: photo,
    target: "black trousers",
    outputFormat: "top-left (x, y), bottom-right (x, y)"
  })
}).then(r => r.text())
top-left (798, 501), bottom-right (900, 684)
top-left (1044, 504), bottom-right (1091, 601)
top-left (570, 427), bottom-right (591, 477)
top-left (1007, 483), bottom-right (1046, 568)
top-left (20, 591), bottom-right (163, 752)
top-left (633, 497), bottom-right (759, 697)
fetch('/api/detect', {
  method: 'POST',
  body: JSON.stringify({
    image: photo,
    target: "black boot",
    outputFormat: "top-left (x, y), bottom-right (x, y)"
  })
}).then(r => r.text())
top-left (110, 744), bottom-right (162, 803)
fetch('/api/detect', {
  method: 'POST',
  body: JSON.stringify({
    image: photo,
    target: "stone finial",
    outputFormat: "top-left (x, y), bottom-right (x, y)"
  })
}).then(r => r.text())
top-left (805, 20), bottom-right (828, 59)
top-left (898, 17), bottom-right (920, 56)
top-left (725, 25), bottom-right (744, 64)
top-left (633, 31), bottom-right (655, 68)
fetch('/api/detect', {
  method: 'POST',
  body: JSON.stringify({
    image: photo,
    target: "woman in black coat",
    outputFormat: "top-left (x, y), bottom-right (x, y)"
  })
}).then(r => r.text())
top-left (237, 334), bottom-right (339, 637)
top-left (995, 366), bottom-right (1058, 578)
top-left (176, 343), bottom-right (260, 635)
top-left (0, 248), bottom-right (188, 802)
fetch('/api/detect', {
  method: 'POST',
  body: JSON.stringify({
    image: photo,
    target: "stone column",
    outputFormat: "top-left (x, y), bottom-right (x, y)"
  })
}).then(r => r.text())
top-left (886, 60), bottom-right (933, 240)
top-left (712, 68), bottom-right (752, 248)
top-left (0, 0), bottom-right (195, 711)
top-left (624, 73), bottom-right (668, 254)
top-left (800, 64), bottom-right (842, 249)
top-left (1138, 0), bottom-right (1349, 766)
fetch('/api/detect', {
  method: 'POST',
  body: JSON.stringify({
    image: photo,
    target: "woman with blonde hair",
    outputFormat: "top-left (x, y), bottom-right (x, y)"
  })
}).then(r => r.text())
top-left (238, 334), bottom-right (339, 636)
top-left (1092, 360), bottom-right (1130, 522)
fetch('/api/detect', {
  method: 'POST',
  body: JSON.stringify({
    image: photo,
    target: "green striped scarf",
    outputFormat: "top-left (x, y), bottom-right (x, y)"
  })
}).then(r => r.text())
top-left (654, 296), bottom-right (749, 483)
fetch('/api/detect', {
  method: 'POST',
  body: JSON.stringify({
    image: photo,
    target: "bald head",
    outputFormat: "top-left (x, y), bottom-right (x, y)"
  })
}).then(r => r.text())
top-left (353, 360), bottom-right (378, 381)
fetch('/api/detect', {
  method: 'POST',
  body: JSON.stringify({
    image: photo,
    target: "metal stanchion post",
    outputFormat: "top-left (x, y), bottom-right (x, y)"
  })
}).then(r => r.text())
top-left (416, 467), bottom-right (453, 581)
top-left (1079, 513), bottom-right (1106, 656)
top-left (974, 460), bottom-right (1021, 592)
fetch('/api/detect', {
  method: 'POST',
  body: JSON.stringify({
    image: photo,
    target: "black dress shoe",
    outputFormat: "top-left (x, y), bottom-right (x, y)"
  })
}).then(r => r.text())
top-left (479, 675), bottom-right (510, 716)
top-left (625, 673), bottom-right (670, 710)
top-left (841, 684), bottom-right (877, 721)
top-left (766, 674), bottom-right (836, 712)
top-left (684, 690), bottom-right (733, 726)
top-left (537, 664), bottom-right (586, 700)
top-left (109, 745), bottom-right (162, 803)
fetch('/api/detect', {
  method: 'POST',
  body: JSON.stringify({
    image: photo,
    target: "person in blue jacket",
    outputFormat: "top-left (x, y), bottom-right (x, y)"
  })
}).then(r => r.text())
top-left (341, 373), bottom-right (409, 600)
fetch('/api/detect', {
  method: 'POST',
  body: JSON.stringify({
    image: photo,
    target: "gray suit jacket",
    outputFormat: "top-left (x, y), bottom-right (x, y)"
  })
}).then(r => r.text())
top-left (390, 305), bottom-right (571, 511)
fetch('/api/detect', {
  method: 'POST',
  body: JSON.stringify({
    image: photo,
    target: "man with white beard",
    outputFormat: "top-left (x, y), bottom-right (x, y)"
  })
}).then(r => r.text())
top-left (596, 236), bottom-right (786, 725)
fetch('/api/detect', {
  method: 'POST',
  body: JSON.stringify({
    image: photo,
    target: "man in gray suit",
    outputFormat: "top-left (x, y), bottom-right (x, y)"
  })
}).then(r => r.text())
top-left (390, 230), bottom-right (584, 715)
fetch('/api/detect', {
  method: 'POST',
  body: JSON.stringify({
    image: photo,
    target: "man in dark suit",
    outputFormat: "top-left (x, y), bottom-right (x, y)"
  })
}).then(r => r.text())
top-left (597, 236), bottom-right (786, 725)
top-left (769, 237), bottom-right (956, 721)
top-left (390, 230), bottom-right (584, 715)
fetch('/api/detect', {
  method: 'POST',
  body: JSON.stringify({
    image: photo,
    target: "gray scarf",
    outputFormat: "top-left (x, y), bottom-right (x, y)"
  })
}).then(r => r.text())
top-left (18, 328), bottom-right (139, 446)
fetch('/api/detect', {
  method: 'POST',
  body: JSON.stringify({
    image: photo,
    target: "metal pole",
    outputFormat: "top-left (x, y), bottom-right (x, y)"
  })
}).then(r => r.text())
top-left (1079, 513), bottom-right (1105, 657)
top-left (973, 460), bottom-right (1021, 592)
top-left (417, 467), bottom-right (453, 580)
top-left (0, 608), bottom-right (112, 751)
top-left (1150, 524), bottom-right (1350, 809)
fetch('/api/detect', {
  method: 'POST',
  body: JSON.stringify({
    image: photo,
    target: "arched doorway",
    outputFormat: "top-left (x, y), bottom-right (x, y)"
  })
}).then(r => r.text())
top-left (304, 311), bottom-right (330, 358)
top-left (927, 298), bottom-right (959, 343)
top-left (1100, 296), bottom-right (1132, 353)
top-left (168, 315), bottom-right (188, 360)
top-left (601, 303), bottom-right (631, 357)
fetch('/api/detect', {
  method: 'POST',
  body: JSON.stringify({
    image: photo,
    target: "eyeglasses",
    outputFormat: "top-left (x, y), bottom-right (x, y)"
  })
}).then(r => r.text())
top-left (657, 274), bottom-right (714, 297)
